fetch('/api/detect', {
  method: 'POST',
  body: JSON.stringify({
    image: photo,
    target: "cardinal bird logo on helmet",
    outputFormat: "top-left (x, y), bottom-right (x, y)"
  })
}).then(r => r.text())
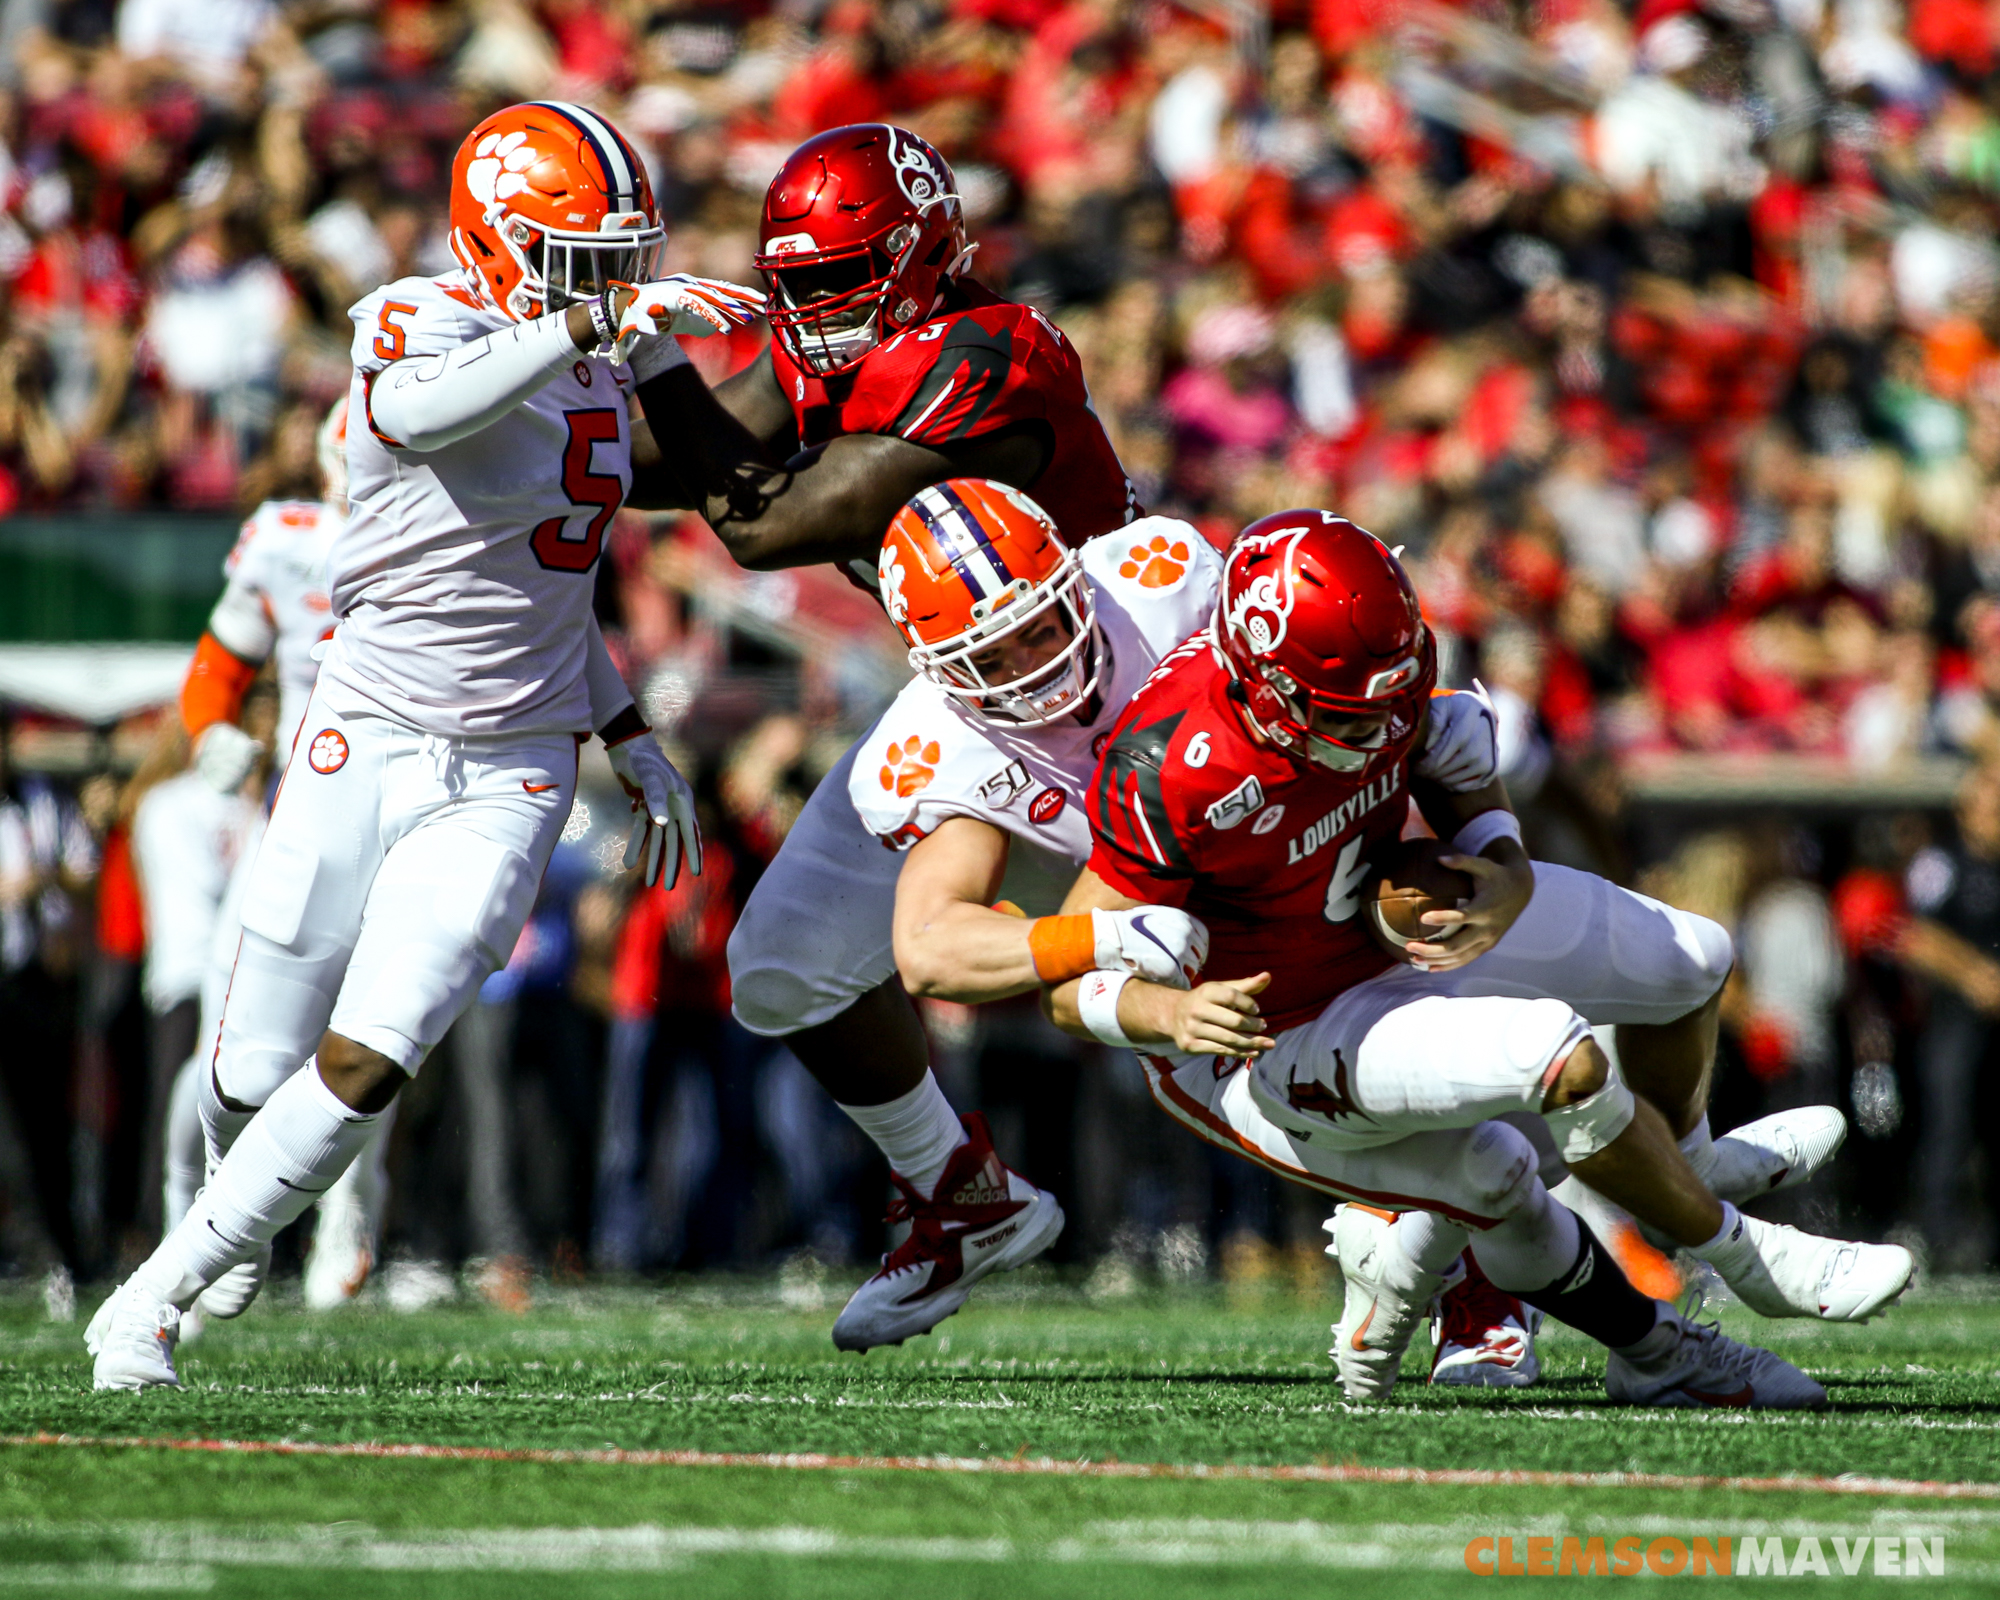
top-left (1215, 510), bottom-right (1436, 779)
top-left (1224, 523), bottom-right (1313, 655)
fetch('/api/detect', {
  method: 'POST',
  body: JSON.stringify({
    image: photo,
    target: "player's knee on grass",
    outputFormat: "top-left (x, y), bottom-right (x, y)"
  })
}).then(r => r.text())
top-left (1461, 1120), bottom-right (1540, 1220)
top-left (317, 1032), bottom-right (409, 1114)
top-left (1539, 1038), bottom-right (1637, 1162)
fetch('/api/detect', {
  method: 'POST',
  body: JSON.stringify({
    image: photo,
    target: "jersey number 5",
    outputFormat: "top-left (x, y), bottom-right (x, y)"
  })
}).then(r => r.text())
top-left (531, 410), bottom-right (624, 573)
top-left (373, 301), bottom-right (417, 361)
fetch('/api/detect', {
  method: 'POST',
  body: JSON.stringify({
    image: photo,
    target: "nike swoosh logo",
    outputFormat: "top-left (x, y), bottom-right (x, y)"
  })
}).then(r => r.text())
top-left (523, 782), bottom-right (561, 793)
top-left (1350, 1299), bottom-right (1377, 1350)
top-left (1681, 1383), bottom-right (1754, 1408)
top-left (1130, 914), bottom-right (1176, 960)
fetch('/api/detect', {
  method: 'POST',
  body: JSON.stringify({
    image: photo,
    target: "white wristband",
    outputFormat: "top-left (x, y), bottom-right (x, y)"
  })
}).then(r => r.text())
top-left (1452, 809), bottom-right (1522, 858)
top-left (629, 332), bottom-right (691, 383)
top-left (1077, 970), bottom-right (1137, 1049)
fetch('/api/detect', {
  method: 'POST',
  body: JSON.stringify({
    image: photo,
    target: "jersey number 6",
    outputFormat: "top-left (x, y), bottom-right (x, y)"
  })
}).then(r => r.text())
top-left (530, 409), bottom-right (624, 573)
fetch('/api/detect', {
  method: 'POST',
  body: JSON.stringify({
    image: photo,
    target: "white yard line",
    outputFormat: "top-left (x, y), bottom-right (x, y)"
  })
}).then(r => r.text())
top-left (4, 1431), bottom-right (1999, 1501)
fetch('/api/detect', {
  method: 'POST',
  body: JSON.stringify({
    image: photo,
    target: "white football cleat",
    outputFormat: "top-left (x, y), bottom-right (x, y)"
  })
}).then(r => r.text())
top-left (1705, 1107), bottom-right (1848, 1203)
top-left (1716, 1214), bottom-right (1913, 1322)
top-left (832, 1113), bottom-right (1064, 1353)
top-left (1431, 1259), bottom-right (1543, 1388)
top-left (1326, 1206), bottom-right (1449, 1400)
top-left (195, 1245), bottom-right (271, 1320)
top-left (85, 1281), bottom-right (183, 1391)
top-left (1606, 1305), bottom-right (1826, 1409)
top-left (304, 1197), bottom-right (375, 1311)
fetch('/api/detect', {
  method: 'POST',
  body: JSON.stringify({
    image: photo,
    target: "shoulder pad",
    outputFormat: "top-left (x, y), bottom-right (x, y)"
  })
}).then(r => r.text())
top-left (889, 317), bottom-right (1022, 444)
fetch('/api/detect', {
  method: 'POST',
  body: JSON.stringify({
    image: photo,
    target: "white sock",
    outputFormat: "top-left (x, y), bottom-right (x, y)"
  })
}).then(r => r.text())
top-left (836, 1070), bottom-right (968, 1198)
top-left (198, 1063), bottom-right (256, 1175)
top-left (1678, 1113), bottom-right (1716, 1183)
top-left (1390, 1209), bottom-right (1472, 1278)
top-left (138, 1060), bottom-right (381, 1307)
top-left (1468, 1182), bottom-right (1580, 1292)
top-left (1688, 1200), bottom-right (1754, 1275)
top-left (162, 1056), bottom-right (205, 1232)
top-left (319, 1103), bottom-right (395, 1230)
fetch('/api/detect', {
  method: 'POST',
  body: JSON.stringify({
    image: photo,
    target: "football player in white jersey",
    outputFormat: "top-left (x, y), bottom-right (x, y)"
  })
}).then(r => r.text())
top-left (88, 100), bottom-right (755, 1388)
top-left (159, 397), bottom-right (404, 1319)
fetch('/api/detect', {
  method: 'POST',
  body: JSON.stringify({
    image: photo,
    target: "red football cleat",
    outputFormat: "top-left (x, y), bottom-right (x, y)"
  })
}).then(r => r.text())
top-left (1431, 1253), bottom-right (1543, 1388)
top-left (832, 1112), bottom-right (1064, 1352)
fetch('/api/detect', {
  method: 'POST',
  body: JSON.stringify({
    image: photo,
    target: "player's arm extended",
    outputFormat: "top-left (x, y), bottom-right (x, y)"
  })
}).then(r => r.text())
top-left (627, 361), bottom-right (1046, 570)
top-left (893, 817), bottom-right (1039, 1004)
top-left (1038, 868), bottom-right (1274, 1057)
top-left (895, 819), bottom-right (1211, 1005)
top-left (1406, 774), bottom-right (1534, 969)
top-left (367, 301), bottom-right (607, 452)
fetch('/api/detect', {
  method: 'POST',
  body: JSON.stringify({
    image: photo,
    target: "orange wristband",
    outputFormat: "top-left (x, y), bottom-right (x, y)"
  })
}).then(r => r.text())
top-left (1027, 913), bottom-right (1097, 983)
top-left (181, 632), bottom-right (259, 737)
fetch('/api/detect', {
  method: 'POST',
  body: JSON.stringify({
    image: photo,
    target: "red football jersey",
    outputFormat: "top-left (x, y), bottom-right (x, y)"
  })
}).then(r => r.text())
top-left (768, 279), bottom-right (1140, 544)
top-left (1086, 636), bottom-right (1404, 1033)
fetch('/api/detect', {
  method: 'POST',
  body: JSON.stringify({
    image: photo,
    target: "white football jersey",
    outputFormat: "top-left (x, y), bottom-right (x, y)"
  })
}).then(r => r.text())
top-left (213, 499), bottom-right (340, 752)
top-left (331, 273), bottom-right (633, 737)
top-left (851, 519), bottom-right (1222, 863)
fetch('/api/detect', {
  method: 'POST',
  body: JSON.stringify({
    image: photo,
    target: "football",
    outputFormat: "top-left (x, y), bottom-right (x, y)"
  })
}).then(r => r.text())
top-left (1368, 835), bottom-right (1476, 957)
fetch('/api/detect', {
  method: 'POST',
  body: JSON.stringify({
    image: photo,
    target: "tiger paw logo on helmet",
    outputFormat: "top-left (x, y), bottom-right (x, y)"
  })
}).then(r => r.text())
top-left (880, 736), bottom-right (940, 798)
top-left (466, 130), bottom-right (542, 210)
top-left (879, 551), bottom-right (910, 626)
top-left (1119, 533), bottom-right (1192, 589)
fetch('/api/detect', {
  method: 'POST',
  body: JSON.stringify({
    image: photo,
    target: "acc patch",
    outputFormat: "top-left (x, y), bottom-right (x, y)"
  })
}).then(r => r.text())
top-left (308, 728), bottom-right (349, 774)
top-left (1028, 787), bottom-right (1067, 825)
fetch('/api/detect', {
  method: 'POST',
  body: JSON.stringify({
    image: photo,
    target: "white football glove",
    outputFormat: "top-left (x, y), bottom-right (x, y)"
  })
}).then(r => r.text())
top-left (1091, 906), bottom-right (1210, 990)
top-left (193, 722), bottom-right (262, 795)
top-left (611, 275), bottom-right (766, 363)
top-left (605, 729), bottom-right (702, 890)
top-left (1412, 682), bottom-right (1499, 793)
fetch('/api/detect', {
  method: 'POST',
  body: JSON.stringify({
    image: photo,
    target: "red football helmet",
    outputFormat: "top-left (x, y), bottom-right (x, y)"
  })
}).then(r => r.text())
top-left (1214, 510), bottom-right (1436, 776)
top-left (881, 479), bottom-right (1099, 726)
top-left (755, 124), bottom-right (972, 376)
top-left (448, 101), bottom-right (664, 322)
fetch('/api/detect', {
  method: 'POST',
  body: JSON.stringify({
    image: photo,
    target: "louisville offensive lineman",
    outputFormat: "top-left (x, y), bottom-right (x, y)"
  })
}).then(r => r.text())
top-left (628, 125), bottom-right (1144, 1345)
top-left (87, 100), bottom-right (749, 1387)
top-left (1042, 512), bottom-right (1911, 1404)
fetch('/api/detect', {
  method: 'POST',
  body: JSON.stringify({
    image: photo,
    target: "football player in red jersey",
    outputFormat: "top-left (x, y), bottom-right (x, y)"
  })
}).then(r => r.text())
top-left (619, 125), bottom-right (1141, 1347)
top-left (1044, 511), bottom-right (1910, 1406)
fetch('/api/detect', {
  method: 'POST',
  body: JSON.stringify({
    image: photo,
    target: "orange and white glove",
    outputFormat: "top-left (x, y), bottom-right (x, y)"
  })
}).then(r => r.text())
top-left (612, 276), bottom-right (765, 364)
top-left (605, 728), bottom-right (702, 889)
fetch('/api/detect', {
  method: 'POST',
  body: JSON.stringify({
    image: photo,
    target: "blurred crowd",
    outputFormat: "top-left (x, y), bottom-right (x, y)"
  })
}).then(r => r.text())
top-left (10, 0), bottom-right (2000, 1291)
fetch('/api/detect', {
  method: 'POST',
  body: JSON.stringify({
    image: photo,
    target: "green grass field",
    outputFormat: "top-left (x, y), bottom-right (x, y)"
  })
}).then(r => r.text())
top-left (2, 1271), bottom-right (1997, 1597)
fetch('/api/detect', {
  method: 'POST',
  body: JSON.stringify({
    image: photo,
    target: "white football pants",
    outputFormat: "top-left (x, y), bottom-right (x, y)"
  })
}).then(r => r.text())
top-left (212, 683), bottom-right (577, 1102)
top-left (1145, 863), bottom-right (1732, 1227)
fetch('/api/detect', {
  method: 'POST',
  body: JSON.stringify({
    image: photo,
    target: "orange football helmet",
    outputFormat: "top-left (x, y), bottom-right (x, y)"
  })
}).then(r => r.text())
top-left (880, 479), bottom-right (1099, 726)
top-left (448, 101), bottom-right (665, 322)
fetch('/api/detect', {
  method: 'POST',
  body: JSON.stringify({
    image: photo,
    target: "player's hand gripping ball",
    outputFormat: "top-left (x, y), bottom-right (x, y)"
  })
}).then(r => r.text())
top-left (1366, 837), bottom-right (1476, 963)
top-left (605, 728), bottom-right (702, 890)
top-left (610, 276), bottom-right (765, 362)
